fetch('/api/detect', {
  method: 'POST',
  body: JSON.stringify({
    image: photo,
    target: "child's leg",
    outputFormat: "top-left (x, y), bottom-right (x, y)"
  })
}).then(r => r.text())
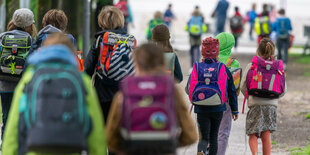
top-left (249, 134), bottom-right (258, 155)
top-left (261, 130), bottom-right (271, 155)
top-left (197, 113), bottom-right (211, 154)
top-left (1, 93), bottom-right (13, 140)
top-left (217, 103), bottom-right (232, 155)
top-left (208, 112), bottom-right (223, 155)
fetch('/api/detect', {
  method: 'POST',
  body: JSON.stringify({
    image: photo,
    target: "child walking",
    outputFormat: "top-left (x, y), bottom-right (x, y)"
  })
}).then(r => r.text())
top-left (186, 37), bottom-right (238, 155)
top-left (241, 38), bottom-right (286, 155)
top-left (84, 6), bottom-right (136, 123)
top-left (152, 24), bottom-right (183, 83)
top-left (0, 8), bottom-right (36, 141)
top-left (215, 32), bottom-right (241, 155)
top-left (2, 34), bottom-right (107, 155)
top-left (106, 43), bottom-right (197, 155)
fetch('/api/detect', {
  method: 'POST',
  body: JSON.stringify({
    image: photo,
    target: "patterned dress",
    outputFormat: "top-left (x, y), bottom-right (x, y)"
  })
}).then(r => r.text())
top-left (246, 105), bottom-right (277, 137)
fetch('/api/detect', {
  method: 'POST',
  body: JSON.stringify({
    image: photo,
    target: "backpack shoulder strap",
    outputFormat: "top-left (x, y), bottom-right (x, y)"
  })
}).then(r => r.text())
top-left (225, 57), bottom-right (235, 67)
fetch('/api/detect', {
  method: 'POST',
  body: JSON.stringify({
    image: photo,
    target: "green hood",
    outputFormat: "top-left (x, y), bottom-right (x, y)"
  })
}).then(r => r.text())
top-left (215, 32), bottom-right (240, 68)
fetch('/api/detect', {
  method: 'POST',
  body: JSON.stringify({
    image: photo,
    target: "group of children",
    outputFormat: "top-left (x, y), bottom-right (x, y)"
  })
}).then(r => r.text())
top-left (0, 5), bottom-right (286, 155)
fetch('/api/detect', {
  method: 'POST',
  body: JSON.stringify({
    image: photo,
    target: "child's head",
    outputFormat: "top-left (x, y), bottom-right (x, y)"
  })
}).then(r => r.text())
top-left (278, 9), bottom-right (285, 16)
top-left (98, 6), bottom-right (124, 30)
top-left (43, 33), bottom-right (76, 54)
top-left (134, 43), bottom-right (165, 75)
top-left (7, 8), bottom-right (37, 36)
top-left (201, 37), bottom-right (220, 60)
top-left (154, 11), bottom-right (163, 20)
top-left (235, 6), bottom-right (239, 12)
top-left (152, 24), bottom-right (173, 52)
top-left (257, 38), bottom-right (275, 60)
top-left (42, 9), bottom-right (68, 31)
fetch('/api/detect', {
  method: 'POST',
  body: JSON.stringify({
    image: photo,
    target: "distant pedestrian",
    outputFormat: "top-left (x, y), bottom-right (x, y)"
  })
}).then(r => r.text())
top-left (230, 7), bottom-right (244, 50)
top-left (246, 3), bottom-right (257, 41)
top-left (115, 0), bottom-right (134, 33)
top-left (212, 0), bottom-right (229, 35)
top-left (273, 8), bottom-right (292, 69)
top-left (163, 4), bottom-right (175, 29)
top-left (146, 11), bottom-right (165, 41)
top-left (186, 7), bottom-right (207, 68)
top-left (254, 4), bottom-right (271, 45)
top-left (241, 38), bottom-right (286, 155)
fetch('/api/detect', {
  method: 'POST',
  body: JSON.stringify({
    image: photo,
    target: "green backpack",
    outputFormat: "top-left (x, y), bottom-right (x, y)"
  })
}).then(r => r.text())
top-left (164, 52), bottom-right (176, 78)
top-left (0, 33), bottom-right (32, 81)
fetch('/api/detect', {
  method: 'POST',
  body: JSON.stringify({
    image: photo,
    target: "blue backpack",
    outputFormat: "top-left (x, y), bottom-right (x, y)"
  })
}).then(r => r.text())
top-left (188, 16), bottom-right (203, 36)
top-left (278, 19), bottom-right (290, 39)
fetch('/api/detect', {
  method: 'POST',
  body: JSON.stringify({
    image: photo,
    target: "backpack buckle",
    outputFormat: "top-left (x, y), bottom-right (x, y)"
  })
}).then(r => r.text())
top-left (205, 78), bottom-right (210, 85)
top-left (12, 44), bottom-right (18, 55)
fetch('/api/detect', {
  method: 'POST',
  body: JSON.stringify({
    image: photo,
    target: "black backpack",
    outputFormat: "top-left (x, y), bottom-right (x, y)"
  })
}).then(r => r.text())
top-left (230, 16), bottom-right (243, 30)
top-left (19, 62), bottom-right (91, 154)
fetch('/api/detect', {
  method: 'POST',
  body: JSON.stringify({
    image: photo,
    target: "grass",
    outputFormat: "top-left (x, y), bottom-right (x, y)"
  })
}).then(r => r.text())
top-left (289, 53), bottom-right (310, 64)
top-left (290, 145), bottom-right (310, 155)
top-left (272, 140), bottom-right (278, 145)
top-left (306, 114), bottom-right (310, 119)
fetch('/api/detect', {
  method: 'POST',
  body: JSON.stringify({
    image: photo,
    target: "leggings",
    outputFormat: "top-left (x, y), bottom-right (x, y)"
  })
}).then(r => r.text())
top-left (1, 92), bottom-right (13, 140)
top-left (197, 112), bottom-right (223, 155)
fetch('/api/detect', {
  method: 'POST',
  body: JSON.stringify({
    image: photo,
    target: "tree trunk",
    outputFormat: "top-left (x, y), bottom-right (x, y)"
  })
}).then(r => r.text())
top-left (37, 0), bottom-right (52, 30)
top-left (5, 0), bottom-right (19, 28)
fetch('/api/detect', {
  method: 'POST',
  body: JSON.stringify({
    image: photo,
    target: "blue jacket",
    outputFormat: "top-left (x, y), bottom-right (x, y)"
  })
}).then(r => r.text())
top-left (248, 10), bottom-right (257, 25)
top-left (28, 25), bottom-right (76, 55)
top-left (186, 59), bottom-right (238, 114)
top-left (215, 0), bottom-right (229, 18)
top-left (272, 17), bottom-right (292, 38)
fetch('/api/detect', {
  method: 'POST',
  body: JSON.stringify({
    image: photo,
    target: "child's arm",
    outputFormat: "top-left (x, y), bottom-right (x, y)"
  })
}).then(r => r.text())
top-left (2, 68), bottom-right (34, 155)
top-left (83, 74), bottom-right (107, 155)
top-left (106, 92), bottom-right (124, 154)
top-left (240, 63), bottom-right (251, 96)
top-left (225, 66), bottom-right (238, 114)
top-left (84, 40), bottom-right (100, 77)
top-left (175, 85), bottom-right (197, 147)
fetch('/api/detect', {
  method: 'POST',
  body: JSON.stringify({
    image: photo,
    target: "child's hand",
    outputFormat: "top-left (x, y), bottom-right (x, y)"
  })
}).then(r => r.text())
top-left (232, 114), bottom-right (238, 121)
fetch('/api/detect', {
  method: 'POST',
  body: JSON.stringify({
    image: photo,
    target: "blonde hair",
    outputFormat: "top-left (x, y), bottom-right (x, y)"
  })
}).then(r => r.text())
top-left (98, 6), bottom-right (125, 30)
top-left (43, 32), bottom-right (76, 53)
top-left (134, 43), bottom-right (165, 74)
top-left (42, 9), bottom-right (68, 31)
top-left (154, 11), bottom-right (163, 19)
top-left (257, 38), bottom-right (275, 60)
top-left (7, 20), bottom-right (37, 37)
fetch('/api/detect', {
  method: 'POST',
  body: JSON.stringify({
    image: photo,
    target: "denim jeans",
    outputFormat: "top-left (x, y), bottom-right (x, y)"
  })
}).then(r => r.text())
top-left (1, 92), bottom-right (13, 140)
top-left (197, 112), bottom-right (223, 155)
top-left (277, 38), bottom-right (290, 64)
top-left (190, 45), bottom-right (201, 67)
top-left (217, 102), bottom-right (232, 155)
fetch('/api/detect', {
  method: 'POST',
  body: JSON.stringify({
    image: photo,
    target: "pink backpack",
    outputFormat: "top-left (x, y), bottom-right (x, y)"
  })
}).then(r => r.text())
top-left (242, 56), bottom-right (285, 113)
top-left (120, 75), bottom-right (178, 154)
top-left (188, 61), bottom-right (228, 106)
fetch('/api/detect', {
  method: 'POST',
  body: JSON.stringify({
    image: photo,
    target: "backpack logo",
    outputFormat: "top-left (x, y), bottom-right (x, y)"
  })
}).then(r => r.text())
top-left (150, 112), bottom-right (167, 129)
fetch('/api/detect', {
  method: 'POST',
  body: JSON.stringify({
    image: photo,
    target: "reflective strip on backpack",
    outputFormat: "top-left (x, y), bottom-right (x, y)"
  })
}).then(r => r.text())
top-left (269, 74), bottom-right (276, 91)
top-left (257, 72), bottom-right (262, 89)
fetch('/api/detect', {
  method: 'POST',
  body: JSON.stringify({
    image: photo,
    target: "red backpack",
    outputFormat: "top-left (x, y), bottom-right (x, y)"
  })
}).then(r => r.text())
top-left (115, 1), bottom-right (129, 17)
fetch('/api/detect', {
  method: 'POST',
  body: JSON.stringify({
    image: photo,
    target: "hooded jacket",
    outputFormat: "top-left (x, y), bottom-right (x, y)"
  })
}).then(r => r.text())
top-left (28, 25), bottom-right (76, 55)
top-left (215, 32), bottom-right (240, 68)
top-left (2, 45), bottom-right (107, 155)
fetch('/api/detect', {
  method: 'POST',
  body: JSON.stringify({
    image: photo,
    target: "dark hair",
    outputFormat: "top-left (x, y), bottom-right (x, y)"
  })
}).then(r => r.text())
top-left (42, 9), bottom-right (68, 31)
top-left (278, 9), bottom-right (285, 15)
top-left (195, 5), bottom-right (199, 9)
top-left (134, 43), bottom-right (165, 73)
top-left (235, 6), bottom-right (239, 12)
top-left (257, 38), bottom-right (275, 60)
top-left (168, 4), bottom-right (172, 8)
top-left (152, 24), bottom-right (173, 52)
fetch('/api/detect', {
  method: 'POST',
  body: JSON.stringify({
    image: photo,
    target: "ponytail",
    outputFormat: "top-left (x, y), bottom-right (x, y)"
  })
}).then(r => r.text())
top-left (257, 38), bottom-right (275, 60)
